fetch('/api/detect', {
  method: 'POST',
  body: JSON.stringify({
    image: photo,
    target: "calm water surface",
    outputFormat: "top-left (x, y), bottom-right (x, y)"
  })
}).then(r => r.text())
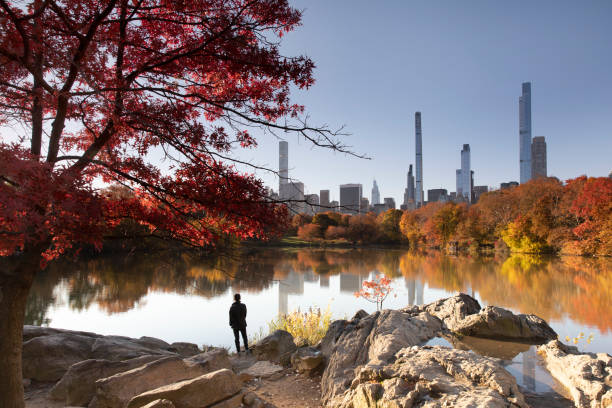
top-left (29, 248), bottom-right (612, 358)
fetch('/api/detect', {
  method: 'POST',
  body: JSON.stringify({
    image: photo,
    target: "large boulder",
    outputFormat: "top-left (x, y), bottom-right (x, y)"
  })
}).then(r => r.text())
top-left (49, 355), bottom-right (163, 406)
top-left (339, 345), bottom-right (527, 408)
top-left (126, 368), bottom-right (241, 408)
top-left (22, 333), bottom-right (97, 381)
top-left (422, 292), bottom-right (481, 331)
top-left (90, 336), bottom-right (176, 361)
top-left (321, 308), bottom-right (443, 406)
top-left (538, 340), bottom-right (612, 408)
top-left (291, 346), bottom-right (324, 375)
top-left (252, 330), bottom-right (297, 365)
top-left (95, 349), bottom-right (231, 408)
top-left (453, 306), bottom-right (557, 342)
top-left (22, 325), bottom-right (102, 342)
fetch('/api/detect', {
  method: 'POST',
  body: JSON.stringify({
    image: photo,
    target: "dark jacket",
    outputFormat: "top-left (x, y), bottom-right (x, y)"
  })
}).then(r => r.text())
top-left (229, 301), bottom-right (247, 329)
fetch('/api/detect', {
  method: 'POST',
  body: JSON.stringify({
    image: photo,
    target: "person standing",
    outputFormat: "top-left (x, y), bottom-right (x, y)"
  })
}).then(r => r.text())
top-left (229, 293), bottom-right (248, 353)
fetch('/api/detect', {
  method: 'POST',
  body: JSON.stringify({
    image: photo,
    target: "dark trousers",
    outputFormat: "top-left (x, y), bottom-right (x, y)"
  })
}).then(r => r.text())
top-left (233, 327), bottom-right (248, 353)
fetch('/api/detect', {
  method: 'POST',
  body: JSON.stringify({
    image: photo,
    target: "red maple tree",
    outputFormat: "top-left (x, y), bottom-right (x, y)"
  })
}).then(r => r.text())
top-left (354, 274), bottom-right (394, 311)
top-left (0, 1), bottom-right (348, 405)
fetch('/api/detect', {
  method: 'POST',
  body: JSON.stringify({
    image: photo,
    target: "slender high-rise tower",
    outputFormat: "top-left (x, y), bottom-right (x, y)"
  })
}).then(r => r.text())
top-left (279, 141), bottom-right (288, 191)
top-left (371, 180), bottom-right (380, 205)
top-left (519, 82), bottom-right (532, 183)
top-left (415, 112), bottom-right (424, 207)
top-left (460, 144), bottom-right (471, 200)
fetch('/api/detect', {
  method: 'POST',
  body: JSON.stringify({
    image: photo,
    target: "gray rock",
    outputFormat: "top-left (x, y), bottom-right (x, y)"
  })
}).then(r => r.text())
top-left (252, 330), bottom-right (297, 364)
top-left (338, 345), bottom-right (527, 408)
top-left (126, 368), bottom-right (241, 408)
top-left (240, 361), bottom-right (284, 378)
top-left (90, 336), bottom-right (176, 361)
top-left (321, 308), bottom-right (443, 406)
top-left (136, 336), bottom-right (171, 350)
top-left (95, 349), bottom-right (231, 408)
top-left (453, 305), bottom-right (557, 342)
top-left (22, 325), bottom-right (101, 342)
top-left (167, 342), bottom-right (200, 357)
top-left (538, 340), bottom-right (612, 408)
top-left (351, 309), bottom-right (369, 321)
top-left (22, 333), bottom-right (97, 381)
top-left (50, 355), bottom-right (163, 406)
top-left (423, 292), bottom-right (481, 331)
top-left (291, 346), bottom-right (324, 374)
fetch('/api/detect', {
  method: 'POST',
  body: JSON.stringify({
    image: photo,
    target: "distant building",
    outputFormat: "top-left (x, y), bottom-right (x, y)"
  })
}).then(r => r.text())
top-left (280, 181), bottom-right (305, 213)
top-left (455, 144), bottom-right (472, 200)
top-left (329, 200), bottom-right (339, 212)
top-left (360, 197), bottom-right (370, 213)
top-left (609, 171), bottom-right (612, 179)
top-left (371, 180), bottom-right (380, 205)
top-left (319, 189), bottom-right (330, 209)
top-left (279, 141), bottom-right (289, 190)
top-left (415, 112), bottom-right (424, 207)
top-left (531, 136), bottom-right (547, 179)
top-left (305, 194), bottom-right (319, 215)
top-left (339, 184), bottom-right (362, 214)
top-left (472, 185), bottom-right (489, 203)
top-left (372, 203), bottom-right (387, 215)
top-left (427, 189), bottom-right (448, 203)
top-left (500, 181), bottom-right (519, 190)
top-left (383, 197), bottom-right (396, 210)
top-left (403, 164), bottom-right (416, 209)
top-left (519, 82), bottom-right (532, 183)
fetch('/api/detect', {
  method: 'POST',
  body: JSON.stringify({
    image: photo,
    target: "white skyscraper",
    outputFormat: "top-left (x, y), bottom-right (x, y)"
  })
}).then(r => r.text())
top-left (459, 144), bottom-right (471, 200)
top-left (371, 180), bottom-right (380, 205)
top-left (519, 82), bottom-right (532, 183)
top-left (415, 112), bottom-right (424, 207)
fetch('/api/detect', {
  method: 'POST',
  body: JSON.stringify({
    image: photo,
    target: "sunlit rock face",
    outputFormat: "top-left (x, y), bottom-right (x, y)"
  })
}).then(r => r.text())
top-left (320, 294), bottom-right (557, 408)
top-left (538, 340), bottom-right (612, 408)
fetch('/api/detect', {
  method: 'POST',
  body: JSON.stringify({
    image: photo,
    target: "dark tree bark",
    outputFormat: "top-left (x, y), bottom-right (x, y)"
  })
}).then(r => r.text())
top-left (0, 251), bottom-right (39, 408)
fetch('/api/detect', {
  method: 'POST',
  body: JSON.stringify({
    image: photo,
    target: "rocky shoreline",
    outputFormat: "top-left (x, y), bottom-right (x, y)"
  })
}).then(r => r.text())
top-left (22, 294), bottom-right (611, 408)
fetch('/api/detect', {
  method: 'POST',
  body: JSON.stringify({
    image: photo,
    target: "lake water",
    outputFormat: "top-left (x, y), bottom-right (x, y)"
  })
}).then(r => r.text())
top-left (29, 248), bottom-right (612, 356)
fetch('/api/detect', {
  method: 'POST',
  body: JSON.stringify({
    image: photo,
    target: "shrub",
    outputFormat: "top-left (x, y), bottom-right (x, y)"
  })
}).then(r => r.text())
top-left (268, 305), bottom-right (332, 346)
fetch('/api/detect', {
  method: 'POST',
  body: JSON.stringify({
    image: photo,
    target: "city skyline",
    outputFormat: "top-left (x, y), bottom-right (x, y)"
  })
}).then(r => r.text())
top-left (231, 0), bottom-right (611, 204)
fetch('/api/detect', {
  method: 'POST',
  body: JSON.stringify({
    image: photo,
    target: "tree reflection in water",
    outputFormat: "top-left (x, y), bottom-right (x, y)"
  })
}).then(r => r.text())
top-left (26, 249), bottom-right (612, 335)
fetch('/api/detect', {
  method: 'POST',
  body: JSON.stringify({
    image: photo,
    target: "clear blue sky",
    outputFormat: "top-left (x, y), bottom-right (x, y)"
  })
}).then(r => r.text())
top-left (240, 0), bottom-right (612, 204)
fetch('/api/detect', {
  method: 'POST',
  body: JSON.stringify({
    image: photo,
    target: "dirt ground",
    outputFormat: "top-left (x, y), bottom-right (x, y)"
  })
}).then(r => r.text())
top-left (244, 370), bottom-right (322, 408)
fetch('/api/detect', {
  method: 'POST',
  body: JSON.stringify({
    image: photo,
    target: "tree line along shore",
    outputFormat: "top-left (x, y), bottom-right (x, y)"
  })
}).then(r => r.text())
top-left (271, 176), bottom-right (611, 257)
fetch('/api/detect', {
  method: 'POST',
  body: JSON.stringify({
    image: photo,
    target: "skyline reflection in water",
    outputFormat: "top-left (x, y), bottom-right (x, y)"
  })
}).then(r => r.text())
top-left (28, 248), bottom-right (612, 354)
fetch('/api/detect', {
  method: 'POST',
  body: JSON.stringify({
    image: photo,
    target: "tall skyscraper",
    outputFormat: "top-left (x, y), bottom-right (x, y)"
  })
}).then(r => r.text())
top-left (371, 180), bottom-right (380, 205)
top-left (340, 184), bottom-right (362, 214)
top-left (403, 164), bottom-right (415, 208)
top-left (460, 144), bottom-right (472, 199)
top-left (415, 112), bottom-right (424, 207)
top-left (279, 141), bottom-right (288, 190)
top-left (519, 82), bottom-right (532, 183)
top-left (531, 136), bottom-right (547, 178)
top-left (320, 189), bottom-right (330, 209)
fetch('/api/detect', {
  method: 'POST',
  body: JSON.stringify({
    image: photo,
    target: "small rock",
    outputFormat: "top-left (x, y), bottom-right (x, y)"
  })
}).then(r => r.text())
top-left (291, 346), bottom-right (324, 375)
top-left (252, 330), bottom-right (297, 364)
top-left (243, 391), bottom-right (257, 405)
top-left (240, 361), bottom-right (284, 378)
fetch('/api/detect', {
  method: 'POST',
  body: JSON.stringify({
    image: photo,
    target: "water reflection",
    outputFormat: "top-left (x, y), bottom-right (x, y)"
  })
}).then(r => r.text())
top-left (28, 249), bottom-right (612, 353)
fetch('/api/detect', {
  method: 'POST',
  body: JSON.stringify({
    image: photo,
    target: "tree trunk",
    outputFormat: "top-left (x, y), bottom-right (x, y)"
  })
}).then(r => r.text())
top-left (0, 254), bottom-right (39, 408)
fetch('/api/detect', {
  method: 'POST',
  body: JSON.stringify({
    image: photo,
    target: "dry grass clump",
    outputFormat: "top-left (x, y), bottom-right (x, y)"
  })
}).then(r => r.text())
top-left (267, 305), bottom-right (332, 346)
